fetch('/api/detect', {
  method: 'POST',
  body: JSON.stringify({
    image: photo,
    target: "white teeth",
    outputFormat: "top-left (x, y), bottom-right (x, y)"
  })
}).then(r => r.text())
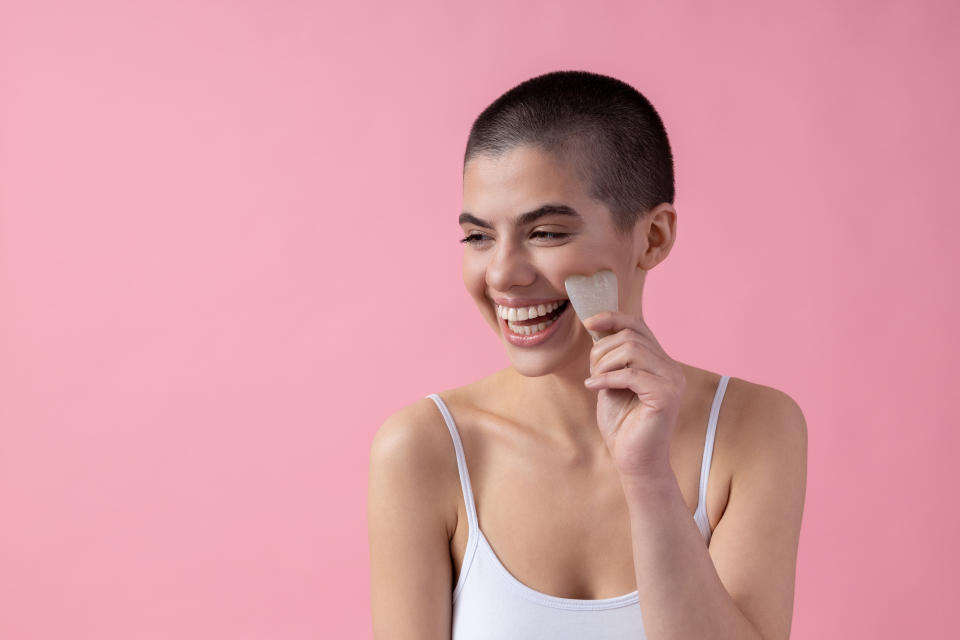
top-left (495, 300), bottom-right (565, 320)
top-left (506, 316), bottom-right (557, 335)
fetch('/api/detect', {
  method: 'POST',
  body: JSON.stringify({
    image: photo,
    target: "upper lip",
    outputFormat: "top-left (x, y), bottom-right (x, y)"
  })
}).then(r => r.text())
top-left (491, 295), bottom-right (568, 307)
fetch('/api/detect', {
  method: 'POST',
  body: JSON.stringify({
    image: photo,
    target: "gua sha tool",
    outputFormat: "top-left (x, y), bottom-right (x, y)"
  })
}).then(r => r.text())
top-left (563, 269), bottom-right (619, 342)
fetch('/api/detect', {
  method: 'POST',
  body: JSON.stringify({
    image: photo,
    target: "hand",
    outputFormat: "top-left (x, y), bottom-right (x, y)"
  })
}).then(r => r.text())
top-left (582, 310), bottom-right (687, 478)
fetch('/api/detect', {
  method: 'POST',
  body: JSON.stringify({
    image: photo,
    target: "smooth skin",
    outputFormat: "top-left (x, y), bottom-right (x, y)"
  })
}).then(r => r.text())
top-left (368, 145), bottom-right (807, 639)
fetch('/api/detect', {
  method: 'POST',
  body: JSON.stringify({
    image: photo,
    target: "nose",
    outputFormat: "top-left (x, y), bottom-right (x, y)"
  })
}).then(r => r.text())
top-left (485, 238), bottom-right (536, 292)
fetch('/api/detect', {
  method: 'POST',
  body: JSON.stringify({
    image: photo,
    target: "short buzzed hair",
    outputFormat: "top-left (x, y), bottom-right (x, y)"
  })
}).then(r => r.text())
top-left (464, 70), bottom-right (675, 235)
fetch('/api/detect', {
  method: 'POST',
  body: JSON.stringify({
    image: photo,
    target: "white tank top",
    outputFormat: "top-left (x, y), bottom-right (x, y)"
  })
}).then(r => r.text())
top-left (425, 374), bottom-right (730, 639)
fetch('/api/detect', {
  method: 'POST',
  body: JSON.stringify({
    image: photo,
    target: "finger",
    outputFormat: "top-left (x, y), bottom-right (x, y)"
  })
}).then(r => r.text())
top-left (592, 340), bottom-right (672, 378)
top-left (589, 327), bottom-right (635, 370)
top-left (584, 311), bottom-right (665, 352)
top-left (585, 367), bottom-right (675, 407)
top-left (589, 325), bottom-right (667, 373)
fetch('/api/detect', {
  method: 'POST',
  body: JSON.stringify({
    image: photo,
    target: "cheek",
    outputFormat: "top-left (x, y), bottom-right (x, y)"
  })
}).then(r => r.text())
top-left (540, 251), bottom-right (613, 285)
top-left (461, 254), bottom-right (486, 296)
top-left (549, 236), bottom-right (630, 274)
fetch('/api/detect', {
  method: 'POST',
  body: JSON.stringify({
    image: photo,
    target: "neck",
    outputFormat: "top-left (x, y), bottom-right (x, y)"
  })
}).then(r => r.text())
top-left (499, 349), bottom-right (608, 457)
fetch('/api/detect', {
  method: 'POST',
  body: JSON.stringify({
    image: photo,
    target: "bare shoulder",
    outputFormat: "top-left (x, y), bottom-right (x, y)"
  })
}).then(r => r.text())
top-left (369, 395), bottom-right (460, 536)
top-left (717, 375), bottom-right (809, 536)
top-left (679, 366), bottom-right (806, 488)
top-left (721, 376), bottom-right (807, 460)
top-left (367, 395), bottom-right (464, 638)
top-left (702, 376), bottom-right (808, 640)
top-left (372, 396), bottom-right (456, 464)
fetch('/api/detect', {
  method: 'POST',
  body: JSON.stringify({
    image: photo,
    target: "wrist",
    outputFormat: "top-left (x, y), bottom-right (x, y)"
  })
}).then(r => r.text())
top-left (619, 463), bottom-right (678, 499)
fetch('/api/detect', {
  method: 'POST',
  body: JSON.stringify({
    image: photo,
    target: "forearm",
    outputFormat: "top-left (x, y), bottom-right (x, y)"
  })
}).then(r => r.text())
top-left (621, 467), bottom-right (763, 640)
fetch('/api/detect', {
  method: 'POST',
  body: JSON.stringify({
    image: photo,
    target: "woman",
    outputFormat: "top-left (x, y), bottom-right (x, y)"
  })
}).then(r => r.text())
top-left (368, 70), bottom-right (807, 640)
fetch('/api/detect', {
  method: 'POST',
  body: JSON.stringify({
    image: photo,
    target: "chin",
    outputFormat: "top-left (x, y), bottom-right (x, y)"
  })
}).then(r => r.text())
top-left (503, 334), bottom-right (590, 378)
top-left (507, 358), bottom-right (556, 378)
top-left (507, 348), bottom-right (588, 379)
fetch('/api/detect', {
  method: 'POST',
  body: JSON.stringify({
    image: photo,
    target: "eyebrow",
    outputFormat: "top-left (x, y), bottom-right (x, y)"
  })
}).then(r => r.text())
top-left (458, 203), bottom-right (583, 229)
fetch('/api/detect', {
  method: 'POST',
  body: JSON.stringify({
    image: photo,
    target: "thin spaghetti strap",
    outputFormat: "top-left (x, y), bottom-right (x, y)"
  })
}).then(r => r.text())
top-left (425, 394), bottom-right (479, 533)
top-left (694, 374), bottom-right (730, 542)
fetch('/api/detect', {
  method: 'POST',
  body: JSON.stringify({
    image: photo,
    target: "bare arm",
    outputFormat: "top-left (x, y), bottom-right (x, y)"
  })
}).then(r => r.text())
top-left (368, 402), bottom-right (455, 639)
top-left (621, 384), bottom-right (808, 640)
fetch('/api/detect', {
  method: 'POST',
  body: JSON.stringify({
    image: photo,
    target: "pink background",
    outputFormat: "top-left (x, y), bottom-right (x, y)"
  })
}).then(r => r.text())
top-left (2, 1), bottom-right (958, 638)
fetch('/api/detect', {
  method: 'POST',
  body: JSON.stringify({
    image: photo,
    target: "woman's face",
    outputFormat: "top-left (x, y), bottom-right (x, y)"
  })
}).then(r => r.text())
top-left (460, 144), bottom-right (644, 375)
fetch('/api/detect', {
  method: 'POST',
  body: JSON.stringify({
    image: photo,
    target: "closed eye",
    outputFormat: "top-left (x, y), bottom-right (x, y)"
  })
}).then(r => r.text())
top-left (459, 233), bottom-right (489, 245)
top-left (531, 231), bottom-right (568, 240)
top-left (458, 231), bottom-right (570, 245)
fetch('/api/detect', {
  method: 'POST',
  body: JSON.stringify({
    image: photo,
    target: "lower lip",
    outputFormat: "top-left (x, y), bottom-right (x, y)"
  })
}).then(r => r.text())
top-left (499, 302), bottom-right (571, 347)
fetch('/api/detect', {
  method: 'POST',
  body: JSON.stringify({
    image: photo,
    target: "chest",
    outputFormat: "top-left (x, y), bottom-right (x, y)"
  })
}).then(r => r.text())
top-left (447, 403), bottom-right (733, 600)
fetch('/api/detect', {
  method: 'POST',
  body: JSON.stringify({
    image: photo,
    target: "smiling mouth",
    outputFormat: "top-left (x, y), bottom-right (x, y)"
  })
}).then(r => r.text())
top-left (500, 299), bottom-right (571, 335)
top-left (495, 299), bottom-right (568, 321)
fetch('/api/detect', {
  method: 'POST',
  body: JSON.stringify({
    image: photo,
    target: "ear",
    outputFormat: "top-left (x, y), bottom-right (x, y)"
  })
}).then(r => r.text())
top-left (632, 203), bottom-right (677, 270)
